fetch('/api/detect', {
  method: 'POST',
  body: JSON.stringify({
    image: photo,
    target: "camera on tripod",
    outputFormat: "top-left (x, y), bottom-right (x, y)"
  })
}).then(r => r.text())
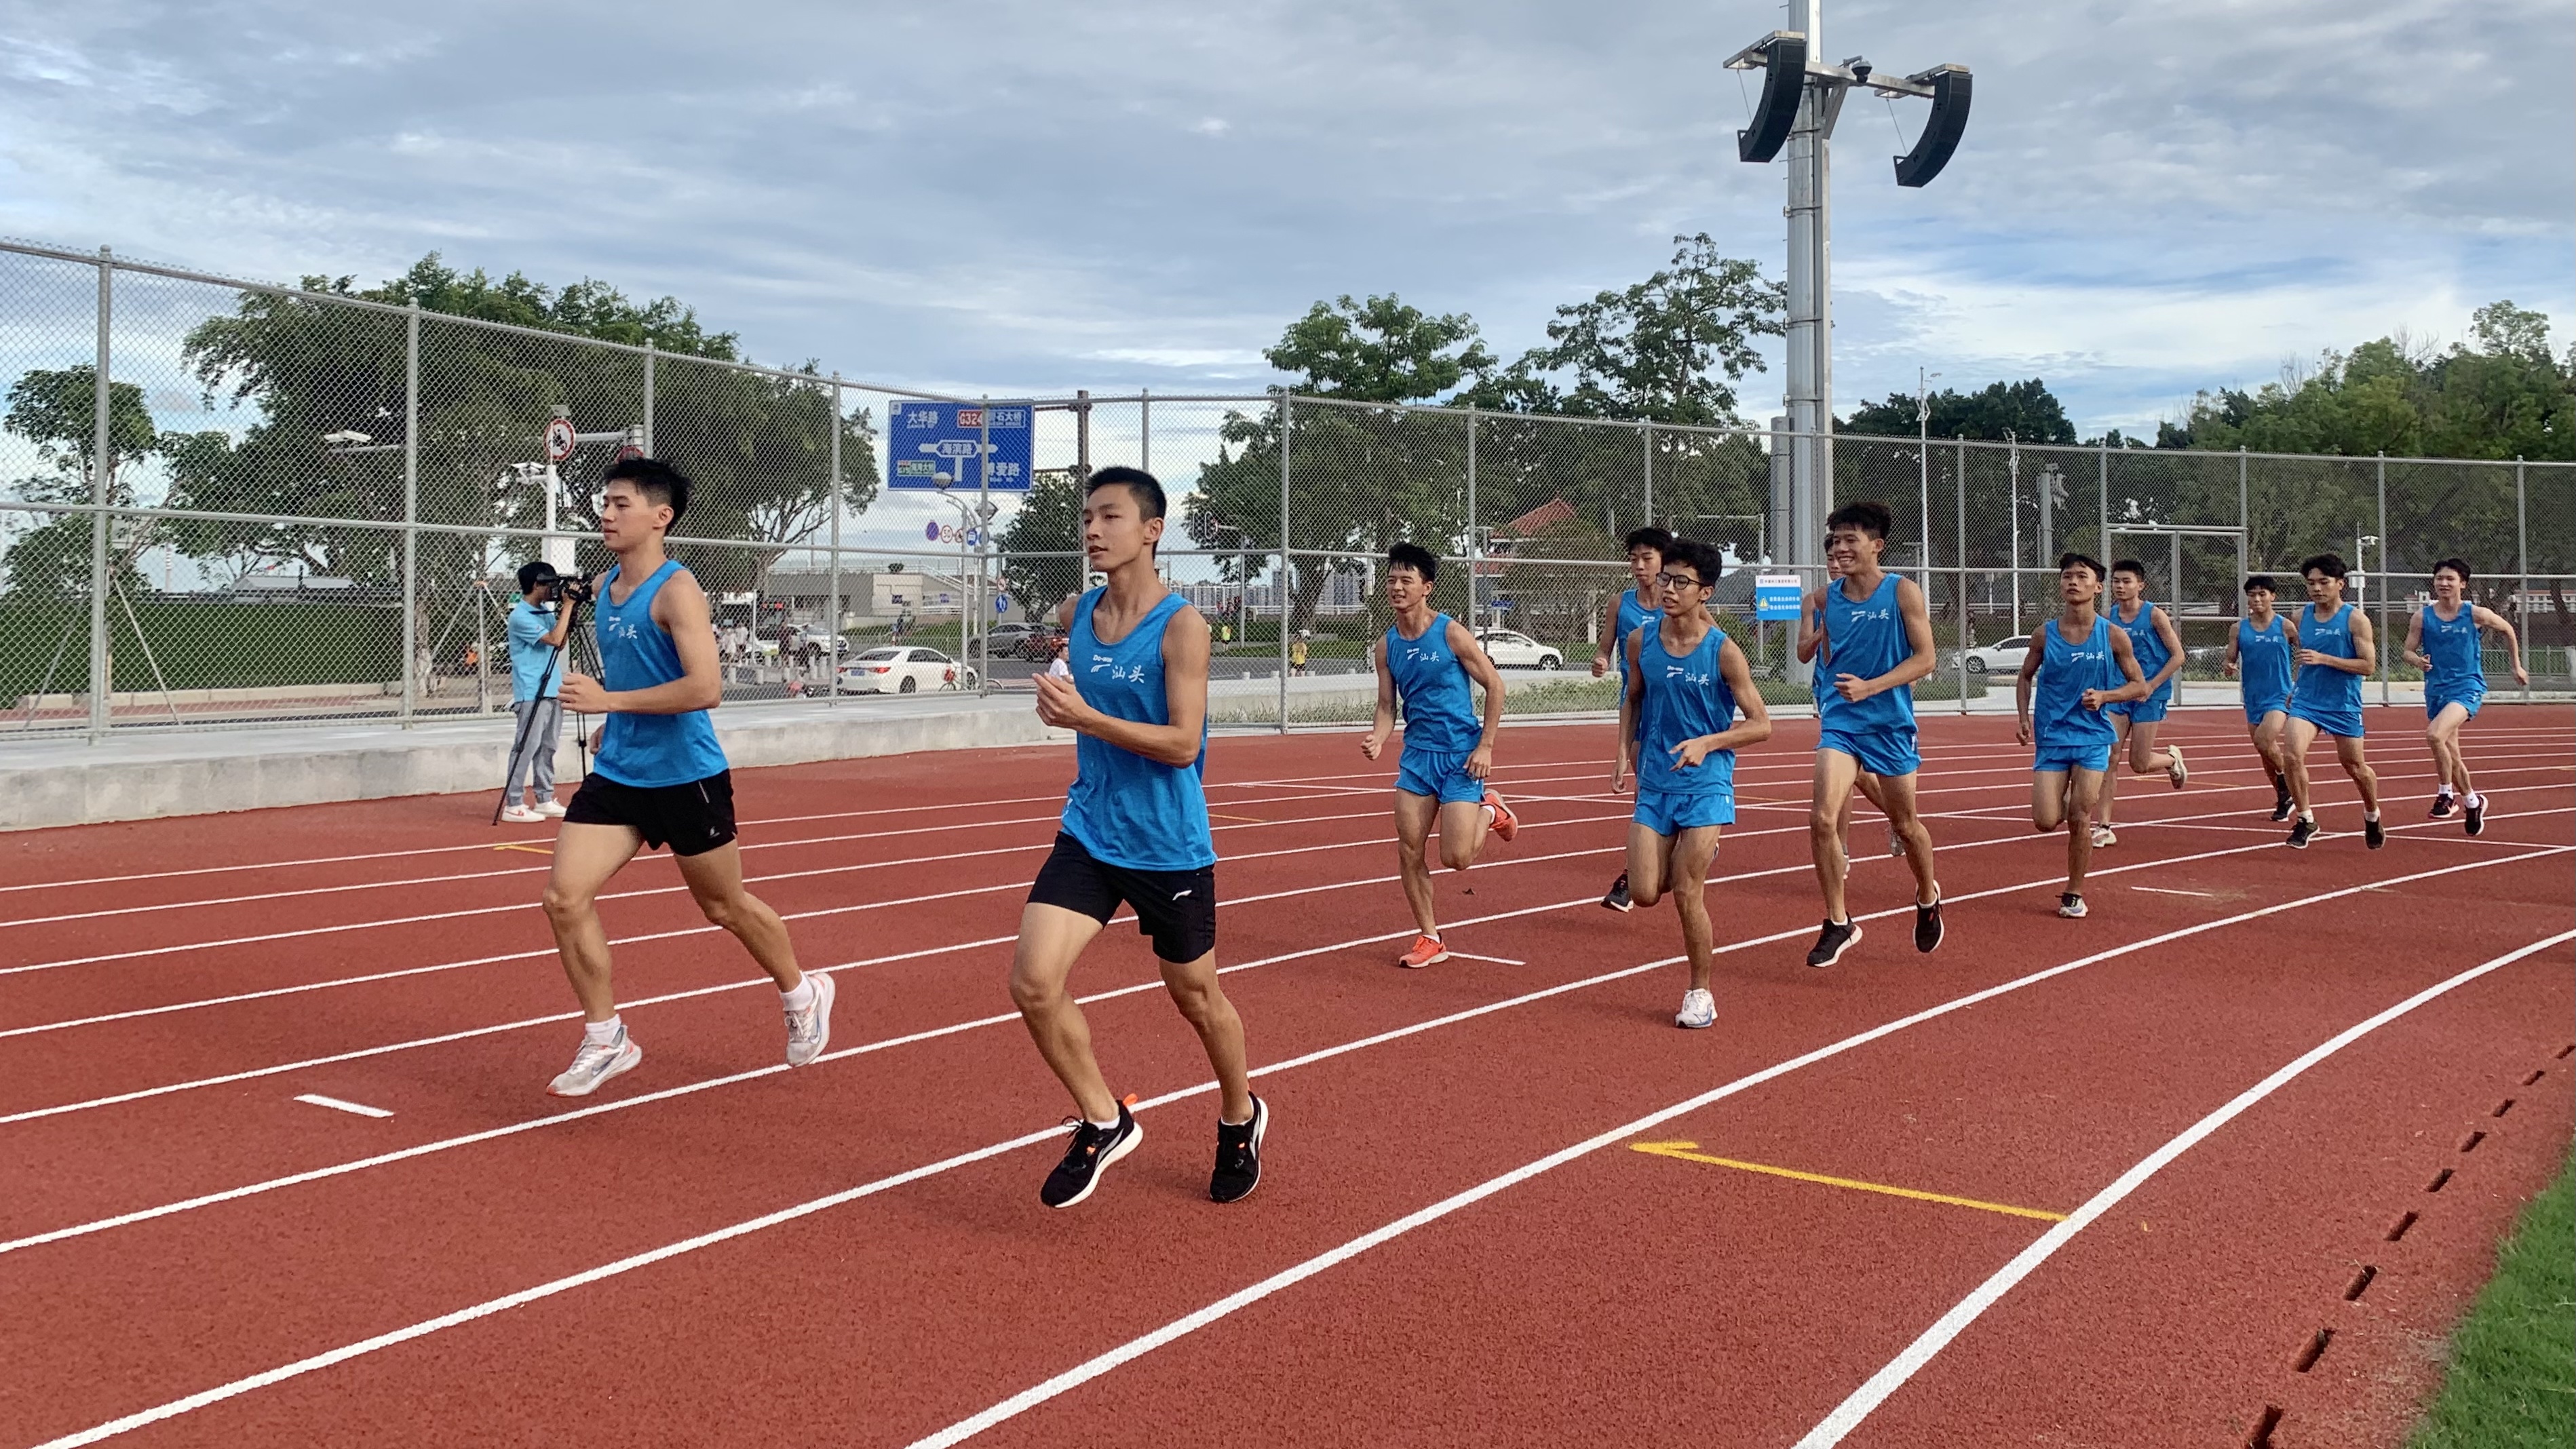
top-left (516, 560), bottom-right (596, 604)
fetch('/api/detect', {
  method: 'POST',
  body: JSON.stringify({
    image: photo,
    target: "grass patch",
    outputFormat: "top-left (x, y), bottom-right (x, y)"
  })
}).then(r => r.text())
top-left (2407, 1147), bottom-right (2575, 1449)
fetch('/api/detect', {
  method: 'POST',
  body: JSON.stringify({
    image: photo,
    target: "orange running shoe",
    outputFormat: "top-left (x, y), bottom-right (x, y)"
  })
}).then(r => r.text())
top-left (1483, 790), bottom-right (1518, 843)
top-left (1397, 934), bottom-right (1450, 969)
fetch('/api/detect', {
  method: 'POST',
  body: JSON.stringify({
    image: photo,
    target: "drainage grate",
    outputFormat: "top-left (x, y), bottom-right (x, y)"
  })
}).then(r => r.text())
top-left (2493, 1098), bottom-right (2517, 1118)
top-left (2343, 1264), bottom-right (2378, 1302)
top-left (2244, 1404), bottom-right (2284, 1448)
top-left (2425, 1167), bottom-right (2455, 1193)
top-left (2460, 1129), bottom-right (2486, 1153)
top-left (2387, 1210), bottom-right (2420, 1242)
top-left (2524, 1068), bottom-right (2548, 1085)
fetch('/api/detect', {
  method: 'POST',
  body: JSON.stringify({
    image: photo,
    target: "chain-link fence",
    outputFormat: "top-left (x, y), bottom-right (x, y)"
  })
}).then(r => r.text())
top-left (5, 237), bottom-right (2572, 741)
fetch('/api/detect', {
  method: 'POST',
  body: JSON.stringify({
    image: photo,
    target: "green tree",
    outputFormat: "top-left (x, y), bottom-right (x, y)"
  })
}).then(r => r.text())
top-left (1267, 295), bottom-right (1493, 403)
top-left (997, 467), bottom-right (1087, 617)
top-left (3, 366), bottom-right (161, 596)
top-left (1843, 378), bottom-right (2077, 445)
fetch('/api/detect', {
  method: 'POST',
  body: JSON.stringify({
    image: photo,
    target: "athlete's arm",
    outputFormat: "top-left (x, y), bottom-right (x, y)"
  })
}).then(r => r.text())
top-left (2344, 610), bottom-right (2378, 676)
top-left (2402, 608), bottom-right (2429, 670)
top-left (1613, 629), bottom-right (1647, 792)
top-left (1673, 638), bottom-right (1771, 767)
top-left (1361, 632), bottom-right (1397, 760)
top-left (1039, 604), bottom-right (1210, 767)
top-left (2145, 605), bottom-right (2186, 690)
top-left (562, 568), bottom-right (722, 715)
top-left (1591, 592), bottom-right (1623, 677)
top-left (1796, 588), bottom-right (1828, 663)
top-left (2472, 606), bottom-right (2529, 684)
top-left (2223, 627), bottom-right (2242, 675)
top-left (2092, 627), bottom-right (2149, 708)
top-left (1448, 619), bottom-right (1507, 779)
top-left (2014, 637), bottom-right (2043, 747)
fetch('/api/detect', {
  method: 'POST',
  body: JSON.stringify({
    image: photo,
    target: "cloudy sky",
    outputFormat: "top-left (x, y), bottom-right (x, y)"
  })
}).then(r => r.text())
top-left (3, 0), bottom-right (2569, 439)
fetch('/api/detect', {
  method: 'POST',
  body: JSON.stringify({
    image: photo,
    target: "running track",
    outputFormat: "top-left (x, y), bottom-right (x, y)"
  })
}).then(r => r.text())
top-left (1, 707), bottom-right (2568, 1448)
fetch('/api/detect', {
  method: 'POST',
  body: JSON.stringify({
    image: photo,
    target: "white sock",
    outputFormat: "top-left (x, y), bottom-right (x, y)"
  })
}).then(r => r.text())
top-left (1086, 1111), bottom-right (1121, 1131)
top-left (2465, 792), bottom-right (2484, 808)
top-left (2436, 784), bottom-right (2455, 798)
top-left (2300, 812), bottom-right (2315, 824)
top-left (2364, 810), bottom-right (2379, 823)
top-left (583, 1015), bottom-right (621, 1045)
top-left (1480, 804), bottom-right (1497, 826)
top-left (780, 978), bottom-right (816, 1011)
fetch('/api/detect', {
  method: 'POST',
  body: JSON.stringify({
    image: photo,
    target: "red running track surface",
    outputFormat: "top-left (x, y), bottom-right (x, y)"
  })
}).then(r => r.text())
top-left (0, 706), bottom-right (2568, 1448)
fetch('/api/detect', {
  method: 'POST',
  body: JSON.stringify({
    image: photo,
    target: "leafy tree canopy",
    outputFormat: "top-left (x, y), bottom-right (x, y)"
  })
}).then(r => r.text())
top-left (1266, 295), bottom-right (1492, 404)
top-left (1843, 378), bottom-right (2076, 446)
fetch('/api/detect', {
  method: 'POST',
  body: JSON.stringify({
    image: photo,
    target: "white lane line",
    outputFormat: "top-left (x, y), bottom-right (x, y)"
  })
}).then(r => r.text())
top-left (290, 1095), bottom-right (393, 1120)
top-left (901, 850), bottom-right (2573, 1449)
top-left (2128, 887), bottom-right (2217, 897)
top-left (1444, 952), bottom-right (1529, 965)
top-left (1790, 926), bottom-right (2576, 1448)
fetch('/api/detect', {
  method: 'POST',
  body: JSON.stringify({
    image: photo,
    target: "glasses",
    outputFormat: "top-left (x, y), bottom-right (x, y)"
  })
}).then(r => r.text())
top-left (1654, 571), bottom-right (1707, 590)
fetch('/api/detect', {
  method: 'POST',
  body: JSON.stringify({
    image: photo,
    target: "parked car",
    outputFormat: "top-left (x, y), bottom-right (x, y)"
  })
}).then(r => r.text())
top-left (1017, 625), bottom-right (1069, 661)
top-left (1958, 636), bottom-right (2032, 674)
top-left (835, 646), bottom-right (978, 694)
top-left (987, 622), bottom-right (1046, 651)
top-left (1474, 629), bottom-right (1564, 670)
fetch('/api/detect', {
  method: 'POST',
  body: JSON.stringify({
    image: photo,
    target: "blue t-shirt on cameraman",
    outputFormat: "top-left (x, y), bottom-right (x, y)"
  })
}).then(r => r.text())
top-left (507, 600), bottom-right (562, 702)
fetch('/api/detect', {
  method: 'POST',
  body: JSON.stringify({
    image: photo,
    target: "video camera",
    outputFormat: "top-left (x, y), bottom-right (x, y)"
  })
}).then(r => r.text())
top-left (516, 560), bottom-right (598, 604)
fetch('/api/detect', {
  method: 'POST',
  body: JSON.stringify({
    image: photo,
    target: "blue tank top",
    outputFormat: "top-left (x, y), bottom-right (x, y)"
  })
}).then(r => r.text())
top-left (1636, 622), bottom-right (1739, 796)
top-left (590, 560), bottom-right (729, 789)
top-left (1385, 612), bottom-right (1482, 755)
top-left (2419, 602), bottom-right (2485, 699)
top-left (1062, 588), bottom-right (1215, 872)
top-left (1819, 572), bottom-right (1915, 732)
top-left (2033, 614), bottom-right (2119, 748)
top-left (2236, 615), bottom-right (2292, 705)
top-left (2112, 600), bottom-right (2174, 704)
top-left (2297, 602), bottom-right (2365, 718)
top-left (1614, 588), bottom-right (1658, 678)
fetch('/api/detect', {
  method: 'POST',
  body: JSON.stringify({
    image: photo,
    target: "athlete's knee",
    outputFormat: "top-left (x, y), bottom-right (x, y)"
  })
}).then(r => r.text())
top-left (1162, 972), bottom-right (1229, 1028)
top-left (1007, 963), bottom-right (1062, 1014)
top-left (539, 882), bottom-right (594, 927)
top-left (1808, 809), bottom-right (1841, 840)
top-left (693, 889), bottom-right (750, 930)
top-left (1629, 881), bottom-right (1664, 908)
top-left (1440, 841), bottom-right (1475, 871)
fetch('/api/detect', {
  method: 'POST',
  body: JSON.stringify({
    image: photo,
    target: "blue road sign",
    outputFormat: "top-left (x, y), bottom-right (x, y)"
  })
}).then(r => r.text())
top-left (1754, 573), bottom-right (1803, 621)
top-left (888, 400), bottom-right (1035, 492)
top-left (995, 594), bottom-right (1011, 615)
top-left (922, 520), bottom-right (940, 542)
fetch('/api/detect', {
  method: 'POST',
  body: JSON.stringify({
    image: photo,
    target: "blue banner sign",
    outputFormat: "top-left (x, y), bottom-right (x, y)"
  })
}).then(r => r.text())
top-left (888, 400), bottom-right (1035, 491)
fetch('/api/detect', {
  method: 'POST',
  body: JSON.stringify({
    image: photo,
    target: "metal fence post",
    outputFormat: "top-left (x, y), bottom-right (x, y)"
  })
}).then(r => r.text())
top-left (401, 302), bottom-right (421, 727)
top-left (2237, 446), bottom-right (2250, 590)
top-left (2377, 452), bottom-right (2389, 708)
top-left (1641, 420), bottom-right (1654, 528)
top-left (1465, 406), bottom-right (1478, 630)
top-left (2516, 456), bottom-right (2530, 703)
top-left (2097, 439), bottom-right (2110, 562)
top-left (87, 248), bottom-right (112, 741)
top-left (1140, 387), bottom-right (1151, 474)
top-left (1955, 436), bottom-right (1969, 715)
top-left (826, 374), bottom-right (843, 710)
top-left (641, 341), bottom-right (655, 455)
top-left (1276, 393), bottom-right (1292, 733)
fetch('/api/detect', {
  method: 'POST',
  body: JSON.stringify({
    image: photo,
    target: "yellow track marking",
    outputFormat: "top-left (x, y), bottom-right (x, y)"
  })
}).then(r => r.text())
top-left (491, 844), bottom-right (554, 855)
top-left (1210, 813), bottom-right (1267, 824)
top-left (1628, 1141), bottom-right (2066, 1222)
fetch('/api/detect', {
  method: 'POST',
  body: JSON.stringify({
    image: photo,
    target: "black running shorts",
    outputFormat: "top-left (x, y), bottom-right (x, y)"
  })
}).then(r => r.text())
top-left (564, 770), bottom-right (738, 857)
top-left (1029, 832), bottom-right (1218, 964)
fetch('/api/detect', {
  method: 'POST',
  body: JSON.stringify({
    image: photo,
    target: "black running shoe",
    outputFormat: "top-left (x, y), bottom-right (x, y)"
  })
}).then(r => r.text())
top-left (1805, 919), bottom-right (1862, 969)
top-left (1601, 872), bottom-right (1633, 912)
top-left (2271, 790), bottom-right (2295, 823)
top-left (2286, 817), bottom-right (2320, 849)
top-left (1914, 894), bottom-right (1944, 954)
top-left (2364, 816), bottom-right (2386, 850)
top-left (2429, 792), bottom-right (2457, 819)
top-left (1210, 1096), bottom-right (1268, 1203)
top-left (2464, 797), bottom-right (2485, 836)
top-left (1041, 1106), bottom-right (1142, 1209)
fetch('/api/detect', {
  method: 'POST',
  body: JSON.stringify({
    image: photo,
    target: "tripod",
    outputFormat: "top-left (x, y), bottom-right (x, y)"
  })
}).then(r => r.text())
top-left (492, 592), bottom-right (592, 826)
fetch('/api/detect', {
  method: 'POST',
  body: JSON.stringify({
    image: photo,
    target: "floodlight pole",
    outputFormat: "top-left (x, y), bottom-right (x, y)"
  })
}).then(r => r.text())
top-left (1730, 0), bottom-right (1969, 583)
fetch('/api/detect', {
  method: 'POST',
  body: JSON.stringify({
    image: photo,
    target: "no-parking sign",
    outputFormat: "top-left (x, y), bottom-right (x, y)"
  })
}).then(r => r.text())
top-left (542, 417), bottom-right (577, 463)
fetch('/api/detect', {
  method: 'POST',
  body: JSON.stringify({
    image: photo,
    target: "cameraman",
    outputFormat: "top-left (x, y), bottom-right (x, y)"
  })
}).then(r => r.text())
top-left (500, 561), bottom-right (573, 823)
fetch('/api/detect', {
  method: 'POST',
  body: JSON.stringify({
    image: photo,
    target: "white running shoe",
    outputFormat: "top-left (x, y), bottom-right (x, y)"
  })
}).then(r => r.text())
top-left (1675, 988), bottom-right (1717, 1030)
top-left (2090, 825), bottom-right (2116, 848)
top-left (548, 1024), bottom-right (642, 1097)
top-left (2166, 745), bottom-right (2189, 789)
top-left (1887, 828), bottom-right (1906, 857)
top-left (535, 799), bottom-right (568, 818)
top-left (784, 971), bottom-right (837, 1067)
top-left (499, 805), bottom-right (544, 824)
top-left (2058, 893), bottom-right (2088, 919)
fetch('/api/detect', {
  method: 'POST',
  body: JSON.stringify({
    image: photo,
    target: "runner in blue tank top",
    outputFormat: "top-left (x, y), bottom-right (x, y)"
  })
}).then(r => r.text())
top-left (2091, 560), bottom-right (2191, 849)
top-left (1614, 539), bottom-right (1771, 1028)
top-left (1796, 553), bottom-right (1903, 888)
top-left (2403, 558), bottom-right (2528, 837)
top-left (1592, 526), bottom-right (1671, 913)
top-left (1018, 467), bottom-right (1263, 1209)
top-left (1364, 542), bottom-right (1518, 969)
top-left (2224, 575), bottom-right (2301, 822)
top-left (543, 457), bottom-right (829, 1100)
top-left (2016, 553), bottom-right (2150, 920)
top-left (2280, 553), bottom-right (2385, 850)
top-left (1803, 501), bottom-right (1946, 971)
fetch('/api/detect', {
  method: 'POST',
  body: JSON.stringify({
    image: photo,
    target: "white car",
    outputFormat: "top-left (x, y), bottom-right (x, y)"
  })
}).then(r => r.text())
top-left (835, 646), bottom-right (978, 694)
top-left (1474, 630), bottom-right (1564, 670)
top-left (1959, 636), bottom-right (2032, 674)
